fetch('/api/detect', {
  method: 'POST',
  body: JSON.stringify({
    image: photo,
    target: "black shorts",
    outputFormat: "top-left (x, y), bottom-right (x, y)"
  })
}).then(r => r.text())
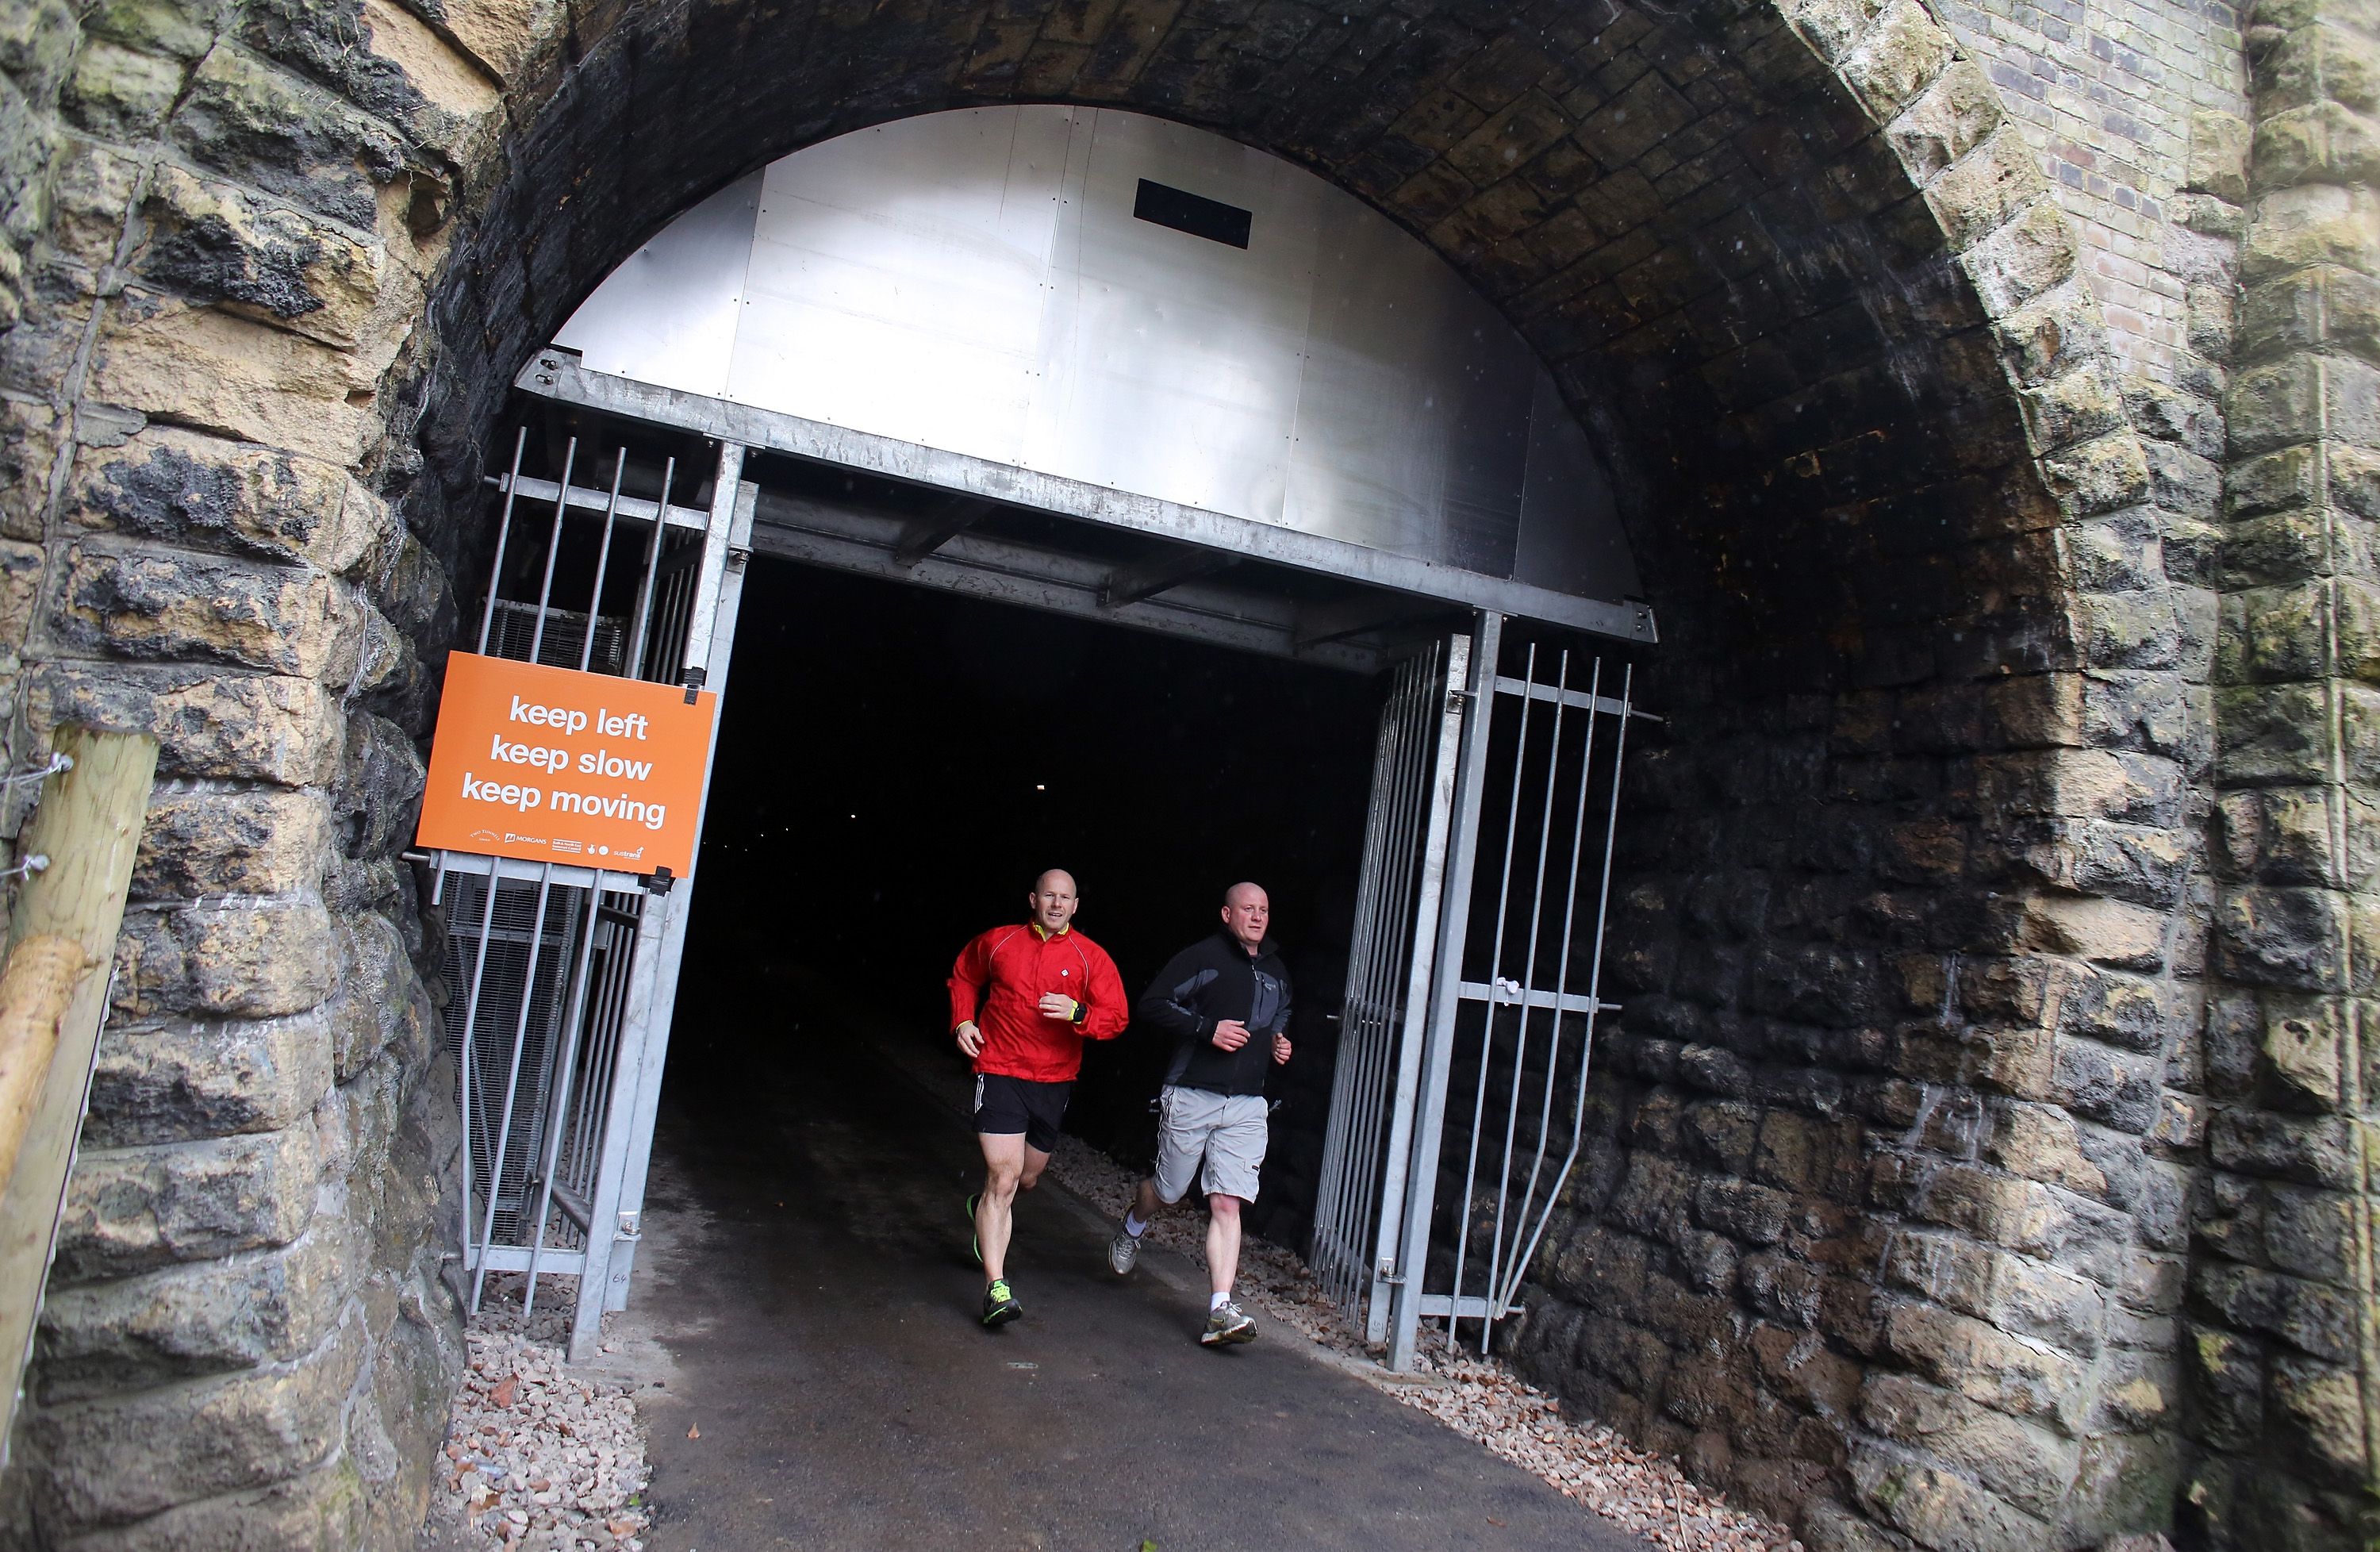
top-left (973, 1073), bottom-right (1070, 1153)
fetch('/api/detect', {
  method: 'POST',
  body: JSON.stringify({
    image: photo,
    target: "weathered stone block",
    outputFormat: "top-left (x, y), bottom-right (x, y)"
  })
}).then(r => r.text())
top-left (1925, 126), bottom-right (2039, 255)
top-left (86, 0), bottom-right (224, 60)
top-left (169, 44), bottom-right (405, 229)
top-left (2209, 1108), bottom-right (2360, 1189)
top-left (136, 786), bottom-right (334, 898)
top-left (2242, 182), bottom-right (2380, 286)
top-left (84, 1005), bottom-right (336, 1147)
top-left (27, 663), bottom-right (343, 784)
top-left (65, 422), bottom-right (381, 569)
top-left (2232, 355), bottom-right (2380, 458)
top-left (1848, 1440), bottom-right (2057, 1552)
top-left (2267, 1353), bottom-right (2367, 1483)
top-left (27, 1312), bottom-right (362, 1531)
top-left (2190, 107), bottom-right (2253, 202)
top-left (135, 164), bottom-right (390, 351)
top-left (1858, 1373), bottom-right (2079, 1519)
top-left (83, 290), bottom-right (381, 466)
top-left (2213, 682), bottom-right (2330, 787)
top-left (1959, 199), bottom-right (2079, 316)
top-left (113, 896), bottom-right (336, 1018)
top-left (2216, 885), bottom-right (2346, 991)
top-left (52, 1118), bottom-right (318, 1281)
top-left (1837, 0), bottom-right (1949, 122)
top-left (2255, 101), bottom-right (2380, 193)
top-left (62, 38), bottom-right (188, 140)
top-left (1882, 1299), bottom-right (2086, 1435)
top-left (1886, 58), bottom-right (2000, 184)
top-left (2059, 1432), bottom-right (2178, 1546)
top-left (49, 541), bottom-right (372, 681)
top-left (328, 909), bottom-right (428, 1081)
top-left (2041, 430), bottom-right (2152, 516)
top-left (35, 1221), bottom-right (351, 1400)
top-left (50, 1455), bottom-right (369, 1550)
top-left (2191, 1260), bottom-right (2358, 1364)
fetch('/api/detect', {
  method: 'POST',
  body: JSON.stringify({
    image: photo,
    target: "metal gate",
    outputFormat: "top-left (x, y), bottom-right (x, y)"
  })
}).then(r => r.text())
top-left (431, 429), bottom-right (752, 1360)
top-left (1308, 614), bottom-right (1641, 1370)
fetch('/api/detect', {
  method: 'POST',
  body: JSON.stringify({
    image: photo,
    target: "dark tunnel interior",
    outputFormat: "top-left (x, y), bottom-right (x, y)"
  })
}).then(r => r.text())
top-left (662, 555), bottom-right (1384, 1248)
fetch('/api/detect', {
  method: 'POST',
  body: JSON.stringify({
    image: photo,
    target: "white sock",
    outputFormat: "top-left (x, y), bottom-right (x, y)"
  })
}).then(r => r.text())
top-left (1211, 1290), bottom-right (1231, 1312)
top-left (1124, 1210), bottom-right (1149, 1238)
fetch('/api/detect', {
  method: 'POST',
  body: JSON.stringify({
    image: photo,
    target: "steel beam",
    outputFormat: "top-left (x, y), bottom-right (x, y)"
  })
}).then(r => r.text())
top-left (516, 351), bottom-right (1658, 644)
top-left (747, 486), bottom-right (1384, 673)
top-left (1100, 546), bottom-right (1234, 608)
top-left (894, 496), bottom-right (996, 567)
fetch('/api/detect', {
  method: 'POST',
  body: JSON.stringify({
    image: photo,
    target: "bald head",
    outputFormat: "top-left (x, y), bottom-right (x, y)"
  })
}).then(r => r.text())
top-left (1027, 870), bottom-right (1080, 934)
top-left (1219, 882), bottom-right (1269, 954)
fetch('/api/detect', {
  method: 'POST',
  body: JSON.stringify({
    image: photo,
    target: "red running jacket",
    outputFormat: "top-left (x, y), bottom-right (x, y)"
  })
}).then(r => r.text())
top-left (947, 922), bottom-right (1129, 1083)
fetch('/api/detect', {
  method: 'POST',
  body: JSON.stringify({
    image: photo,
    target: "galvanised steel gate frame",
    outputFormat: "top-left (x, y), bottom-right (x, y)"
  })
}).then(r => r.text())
top-left (431, 429), bottom-right (753, 1362)
top-left (1307, 613), bottom-right (1643, 1372)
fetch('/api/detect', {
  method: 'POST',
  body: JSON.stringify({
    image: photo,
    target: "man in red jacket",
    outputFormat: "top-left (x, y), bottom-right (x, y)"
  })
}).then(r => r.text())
top-left (950, 868), bottom-right (1128, 1327)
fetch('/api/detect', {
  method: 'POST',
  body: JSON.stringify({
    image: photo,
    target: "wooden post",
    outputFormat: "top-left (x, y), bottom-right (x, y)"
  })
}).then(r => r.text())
top-left (0, 727), bottom-right (159, 1457)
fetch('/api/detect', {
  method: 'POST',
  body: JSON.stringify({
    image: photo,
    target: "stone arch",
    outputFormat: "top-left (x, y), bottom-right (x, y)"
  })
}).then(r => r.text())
top-left (0, 0), bottom-right (2255, 1546)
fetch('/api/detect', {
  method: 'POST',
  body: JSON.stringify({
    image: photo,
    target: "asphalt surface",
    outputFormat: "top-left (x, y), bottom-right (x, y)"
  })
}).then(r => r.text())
top-left (617, 1028), bottom-right (1649, 1552)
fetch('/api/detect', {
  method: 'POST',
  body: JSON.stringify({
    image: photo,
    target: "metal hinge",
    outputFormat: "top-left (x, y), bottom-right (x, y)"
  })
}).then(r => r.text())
top-left (617, 1211), bottom-right (640, 1238)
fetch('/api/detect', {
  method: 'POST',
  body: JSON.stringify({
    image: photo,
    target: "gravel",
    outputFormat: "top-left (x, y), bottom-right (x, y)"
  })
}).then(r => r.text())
top-left (418, 1275), bottom-right (652, 1552)
top-left (1046, 1136), bottom-right (1803, 1552)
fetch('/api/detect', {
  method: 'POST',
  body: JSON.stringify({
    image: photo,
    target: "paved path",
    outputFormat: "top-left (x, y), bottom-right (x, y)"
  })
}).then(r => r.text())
top-left (608, 1027), bottom-right (1648, 1551)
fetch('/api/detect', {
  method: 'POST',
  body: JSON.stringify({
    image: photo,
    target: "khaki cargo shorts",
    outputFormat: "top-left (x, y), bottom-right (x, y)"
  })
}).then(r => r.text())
top-left (1152, 1085), bottom-right (1269, 1204)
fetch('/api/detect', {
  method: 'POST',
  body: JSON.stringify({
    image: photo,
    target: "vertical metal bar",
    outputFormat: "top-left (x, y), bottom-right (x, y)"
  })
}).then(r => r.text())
top-left (453, 869), bottom-right (505, 1269)
top-left (1449, 643), bottom-right (1535, 1355)
top-left (628, 456), bottom-right (676, 678)
top-left (570, 894), bottom-right (670, 1359)
top-left (470, 865), bottom-right (558, 1313)
top-left (1480, 651), bottom-right (1570, 1351)
top-left (1368, 633), bottom-right (1471, 1346)
top-left (1311, 654), bottom-right (1409, 1304)
top-left (1499, 659), bottom-right (1604, 1312)
top-left (581, 452), bottom-right (628, 674)
top-left (521, 874), bottom-right (606, 1315)
top-left (525, 438), bottom-right (577, 666)
top-left (679, 444), bottom-right (745, 686)
top-left (1319, 640), bottom-right (1441, 1317)
top-left (1389, 611), bottom-right (1500, 1371)
top-left (601, 472), bottom-right (754, 1311)
top-left (1503, 665), bottom-right (1635, 1309)
top-left (477, 428), bottom-right (528, 655)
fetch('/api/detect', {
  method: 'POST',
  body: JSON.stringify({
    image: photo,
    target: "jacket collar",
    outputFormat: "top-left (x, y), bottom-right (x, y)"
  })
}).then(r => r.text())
top-left (1219, 927), bottom-right (1276, 960)
top-left (1030, 921), bottom-right (1070, 940)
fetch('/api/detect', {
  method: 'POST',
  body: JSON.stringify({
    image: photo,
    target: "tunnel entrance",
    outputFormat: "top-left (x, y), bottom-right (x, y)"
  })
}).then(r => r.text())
top-left (426, 103), bottom-right (1654, 1366)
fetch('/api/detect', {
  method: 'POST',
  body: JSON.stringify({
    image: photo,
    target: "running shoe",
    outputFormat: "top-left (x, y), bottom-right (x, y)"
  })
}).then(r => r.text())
top-left (981, 1278), bottom-right (1022, 1327)
top-left (965, 1193), bottom-right (981, 1266)
top-left (1107, 1224), bottom-right (1141, 1276)
top-left (1200, 1300), bottom-right (1256, 1346)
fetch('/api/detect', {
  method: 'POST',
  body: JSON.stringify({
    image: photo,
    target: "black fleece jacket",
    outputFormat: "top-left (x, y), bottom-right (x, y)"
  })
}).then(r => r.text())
top-left (1135, 929), bottom-right (1293, 1097)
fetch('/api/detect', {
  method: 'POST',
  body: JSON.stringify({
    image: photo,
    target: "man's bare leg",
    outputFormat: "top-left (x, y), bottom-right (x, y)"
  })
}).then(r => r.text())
top-left (1205, 1192), bottom-right (1244, 1297)
top-left (976, 1135), bottom-right (1054, 1285)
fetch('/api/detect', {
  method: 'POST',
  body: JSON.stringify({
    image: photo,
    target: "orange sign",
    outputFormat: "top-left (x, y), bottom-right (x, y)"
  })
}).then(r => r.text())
top-left (416, 652), bottom-right (718, 877)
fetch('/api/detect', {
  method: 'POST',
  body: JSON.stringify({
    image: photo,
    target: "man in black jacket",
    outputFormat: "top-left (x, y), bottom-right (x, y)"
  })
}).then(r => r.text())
top-left (1107, 881), bottom-right (1292, 1345)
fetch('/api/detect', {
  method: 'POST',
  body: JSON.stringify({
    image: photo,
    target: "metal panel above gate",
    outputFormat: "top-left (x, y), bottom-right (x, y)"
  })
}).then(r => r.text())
top-left (543, 106), bottom-right (1653, 644)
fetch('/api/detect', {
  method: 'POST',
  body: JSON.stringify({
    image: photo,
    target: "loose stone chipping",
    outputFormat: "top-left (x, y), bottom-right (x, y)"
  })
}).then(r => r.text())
top-left (418, 1278), bottom-right (652, 1552)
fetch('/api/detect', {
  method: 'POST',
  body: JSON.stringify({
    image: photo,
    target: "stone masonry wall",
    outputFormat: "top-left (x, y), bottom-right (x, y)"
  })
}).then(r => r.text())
top-left (2188, 0), bottom-right (2380, 1543)
top-left (0, 0), bottom-right (2351, 1547)
top-left (1937, 0), bottom-right (2249, 388)
top-left (0, 0), bottom-right (467, 1542)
